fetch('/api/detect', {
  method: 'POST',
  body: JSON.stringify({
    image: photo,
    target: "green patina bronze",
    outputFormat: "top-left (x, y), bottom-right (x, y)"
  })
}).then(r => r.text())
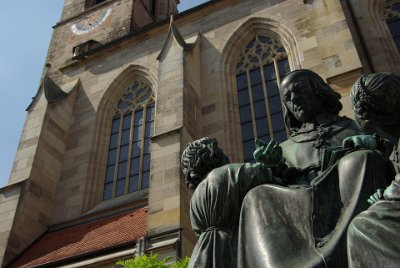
top-left (181, 137), bottom-right (284, 268)
top-left (346, 73), bottom-right (400, 268)
top-left (182, 70), bottom-right (400, 268)
top-left (238, 70), bottom-right (393, 268)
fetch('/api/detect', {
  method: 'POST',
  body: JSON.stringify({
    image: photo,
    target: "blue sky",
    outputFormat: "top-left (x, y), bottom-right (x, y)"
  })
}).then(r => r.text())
top-left (0, 0), bottom-right (208, 188)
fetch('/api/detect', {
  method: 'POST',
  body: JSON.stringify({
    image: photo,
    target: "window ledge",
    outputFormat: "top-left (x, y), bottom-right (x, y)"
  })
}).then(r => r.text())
top-left (85, 189), bottom-right (149, 216)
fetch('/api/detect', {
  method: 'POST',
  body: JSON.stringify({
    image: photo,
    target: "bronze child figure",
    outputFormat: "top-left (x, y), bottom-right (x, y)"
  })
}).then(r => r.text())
top-left (346, 73), bottom-right (400, 268)
top-left (181, 137), bottom-right (283, 268)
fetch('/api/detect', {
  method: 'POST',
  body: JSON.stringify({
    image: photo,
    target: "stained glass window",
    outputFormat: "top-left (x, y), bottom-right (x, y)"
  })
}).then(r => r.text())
top-left (103, 77), bottom-right (155, 200)
top-left (384, 0), bottom-right (400, 52)
top-left (236, 35), bottom-right (290, 162)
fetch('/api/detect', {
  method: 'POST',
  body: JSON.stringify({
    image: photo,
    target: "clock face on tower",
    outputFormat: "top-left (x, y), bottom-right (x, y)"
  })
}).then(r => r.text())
top-left (71, 7), bottom-right (112, 35)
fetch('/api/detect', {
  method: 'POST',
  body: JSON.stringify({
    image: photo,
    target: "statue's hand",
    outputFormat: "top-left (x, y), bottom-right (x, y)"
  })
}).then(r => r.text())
top-left (383, 174), bottom-right (400, 201)
top-left (253, 139), bottom-right (283, 167)
top-left (254, 139), bottom-right (287, 178)
top-left (342, 135), bottom-right (378, 150)
top-left (367, 188), bottom-right (384, 205)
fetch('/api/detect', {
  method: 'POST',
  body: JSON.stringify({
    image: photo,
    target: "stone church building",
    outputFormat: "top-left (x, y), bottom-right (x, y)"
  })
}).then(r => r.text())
top-left (0, 0), bottom-right (399, 267)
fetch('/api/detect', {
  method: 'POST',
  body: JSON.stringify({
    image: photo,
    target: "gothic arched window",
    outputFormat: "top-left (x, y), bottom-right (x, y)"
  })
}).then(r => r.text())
top-left (384, 0), bottom-right (400, 52)
top-left (102, 77), bottom-right (155, 200)
top-left (236, 35), bottom-right (290, 162)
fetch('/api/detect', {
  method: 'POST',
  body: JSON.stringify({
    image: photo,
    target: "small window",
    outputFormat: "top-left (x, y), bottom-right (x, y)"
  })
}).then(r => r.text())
top-left (236, 35), bottom-right (290, 162)
top-left (150, 0), bottom-right (156, 16)
top-left (102, 78), bottom-right (155, 200)
top-left (85, 0), bottom-right (106, 9)
top-left (72, 40), bottom-right (101, 57)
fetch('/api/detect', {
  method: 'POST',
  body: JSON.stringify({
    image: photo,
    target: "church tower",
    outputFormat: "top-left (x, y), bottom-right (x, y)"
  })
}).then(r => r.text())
top-left (0, 0), bottom-right (194, 266)
top-left (1, 0), bottom-right (399, 267)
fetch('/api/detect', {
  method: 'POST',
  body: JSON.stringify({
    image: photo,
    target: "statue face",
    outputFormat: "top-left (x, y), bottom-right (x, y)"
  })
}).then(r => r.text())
top-left (281, 75), bottom-right (324, 123)
top-left (355, 115), bottom-right (367, 131)
top-left (355, 114), bottom-right (390, 140)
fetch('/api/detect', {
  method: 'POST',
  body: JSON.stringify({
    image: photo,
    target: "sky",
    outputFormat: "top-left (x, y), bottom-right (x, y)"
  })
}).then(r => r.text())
top-left (0, 0), bottom-right (209, 188)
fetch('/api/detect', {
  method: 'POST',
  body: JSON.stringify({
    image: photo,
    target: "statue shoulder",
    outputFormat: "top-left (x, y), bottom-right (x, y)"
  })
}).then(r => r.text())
top-left (280, 139), bottom-right (294, 151)
top-left (205, 164), bottom-right (242, 183)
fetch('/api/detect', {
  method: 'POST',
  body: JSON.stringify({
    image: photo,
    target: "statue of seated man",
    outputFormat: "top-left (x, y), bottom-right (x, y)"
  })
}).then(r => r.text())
top-left (345, 73), bottom-right (400, 268)
top-left (278, 69), bottom-right (362, 183)
top-left (238, 70), bottom-right (394, 268)
top-left (181, 137), bottom-right (284, 268)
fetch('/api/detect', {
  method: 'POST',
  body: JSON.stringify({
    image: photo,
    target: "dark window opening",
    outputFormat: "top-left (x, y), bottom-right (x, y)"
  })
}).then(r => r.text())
top-left (236, 35), bottom-right (290, 162)
top-left (150, 0), bottom-right (156, 16)
top-left (102, 79), bottom-right (155, 201)
top-left (85, 0), bottom-right (106, 9)
top-left (385, 2), bottom-right (400, 52)
top-left (72, 40), bottom-right (101, 57)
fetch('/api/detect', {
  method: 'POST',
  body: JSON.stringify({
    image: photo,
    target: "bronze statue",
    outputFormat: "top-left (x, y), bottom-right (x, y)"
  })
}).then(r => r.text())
top-left (181, 137), bottom-right (283, 268)
top-left (278, 69), bottom-right (361, 176)
top-left (345, 73), bottom-right (400, 268)
top-left (182, 70), bottom-right (398, 268)
top-left (237, 70), bottom-right (393, 268)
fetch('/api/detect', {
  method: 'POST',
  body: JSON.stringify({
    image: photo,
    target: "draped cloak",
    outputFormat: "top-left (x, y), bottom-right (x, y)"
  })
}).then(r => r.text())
top-left (188, 163), bottom-right (275, 268)
top-left (347, 141), bottom-right (400, 268)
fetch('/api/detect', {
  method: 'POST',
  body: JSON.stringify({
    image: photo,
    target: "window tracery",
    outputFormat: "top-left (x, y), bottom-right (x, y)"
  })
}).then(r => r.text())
top-left (384, 0), bottom-right (400, 51)
top-left (103, 77), bottom-right (155, 200)
top-left (236, 35), bottom-right (287, 74)
top-left (235, 35), bottom-right (290, 162)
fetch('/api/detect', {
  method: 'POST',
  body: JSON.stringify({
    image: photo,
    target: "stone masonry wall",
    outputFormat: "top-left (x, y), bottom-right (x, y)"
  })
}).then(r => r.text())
top-left (0, 184), bottom-right (22, 265)
top-left (148, 35), bottom-right (185, 235)
top-left (347, 0), bottom-right (400, 74)
top-left (169, 0), bottom-right (363, 160)
top-left (3, 89), bottom-right (77, 265)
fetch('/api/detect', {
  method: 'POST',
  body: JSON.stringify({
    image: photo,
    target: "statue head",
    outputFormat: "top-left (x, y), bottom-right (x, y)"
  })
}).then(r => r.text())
top-left (280, 69), bottom-right (342, 131)
top-left (181, 137), bottom-right (230, 189)
top-left (351, 73), bottom-right (400, 140)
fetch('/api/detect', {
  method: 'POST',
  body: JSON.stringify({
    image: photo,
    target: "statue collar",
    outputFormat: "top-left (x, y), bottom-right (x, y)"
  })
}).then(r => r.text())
top-left (290, 115), bottom-right (353, 146)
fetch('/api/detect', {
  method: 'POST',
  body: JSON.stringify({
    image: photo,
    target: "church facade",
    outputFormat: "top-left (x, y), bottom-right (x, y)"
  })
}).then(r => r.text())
top-left (0, 0), bottom-right (399, 267)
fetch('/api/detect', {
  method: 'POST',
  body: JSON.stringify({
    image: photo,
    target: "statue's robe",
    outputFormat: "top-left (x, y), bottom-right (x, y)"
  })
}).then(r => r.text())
top-left (188, 163), bottom-right (275, 268)
top-left (281, 116), bottom-right (362, 171)
top-left (238, 116), bottom-right (394, 267)
top-left (347, 141), bottom-right (400, 268)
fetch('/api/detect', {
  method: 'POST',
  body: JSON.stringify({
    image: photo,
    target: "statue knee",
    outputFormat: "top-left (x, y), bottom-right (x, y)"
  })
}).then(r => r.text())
top-left (242, 185), bottom-right (265, 209)
top-left (339, 149), bottom-right (388, 173)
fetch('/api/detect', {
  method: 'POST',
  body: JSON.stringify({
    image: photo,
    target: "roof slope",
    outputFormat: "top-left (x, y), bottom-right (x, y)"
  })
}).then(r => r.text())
top-left (11, 207), bottom-right (148, 267)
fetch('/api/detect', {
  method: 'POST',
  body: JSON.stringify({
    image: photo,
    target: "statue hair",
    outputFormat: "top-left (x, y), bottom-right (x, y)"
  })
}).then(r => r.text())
top-left (280, 69), bottom-right (342, 131)
top-left (351, 72), bottom-right (400, 127)
top-left (181, 137), bottom-right (229, 189)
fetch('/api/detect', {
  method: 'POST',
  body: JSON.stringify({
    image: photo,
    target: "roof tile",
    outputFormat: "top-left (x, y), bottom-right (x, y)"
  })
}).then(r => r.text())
top-left (11, 206), bottom-right (148, 267)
